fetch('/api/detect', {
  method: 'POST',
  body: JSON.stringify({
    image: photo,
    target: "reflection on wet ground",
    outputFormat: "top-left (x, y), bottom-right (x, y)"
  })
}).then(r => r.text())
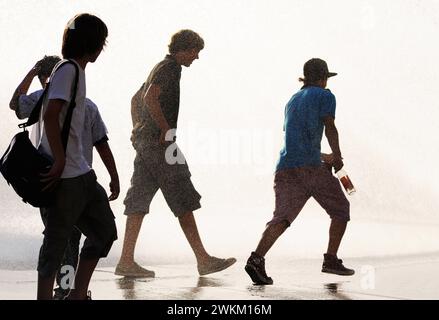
top-left (3, 256), bottom-right (439, 299)
top-left (92, 261), bottom-right (386, 300)
top-left (324, 283), bottom-right (352, 300)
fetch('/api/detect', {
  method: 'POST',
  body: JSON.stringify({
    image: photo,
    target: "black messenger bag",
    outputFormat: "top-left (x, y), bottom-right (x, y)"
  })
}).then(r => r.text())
top-left (0, 60), bottom-right (79, 207)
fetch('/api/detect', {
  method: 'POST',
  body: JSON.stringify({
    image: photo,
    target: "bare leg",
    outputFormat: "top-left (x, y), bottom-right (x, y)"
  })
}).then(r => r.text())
top-left (37, 273), bottom-right (56, 300)
top-left (255, 221), bottom-right (289, 257)
top-left (178, 212), bottom-right (210, 264)
top-left (67, 258), bottom-right (99, 300)
top-left (327, 218), bottom-right (347, 256)
top-left (118, 214), bottom-right (145, 265)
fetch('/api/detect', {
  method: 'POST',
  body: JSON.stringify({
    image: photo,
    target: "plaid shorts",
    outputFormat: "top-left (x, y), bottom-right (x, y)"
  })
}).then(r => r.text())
top-left (123, 144), bottom-right (201, 217)
top-left (268, 165), bottom-right (350, 226)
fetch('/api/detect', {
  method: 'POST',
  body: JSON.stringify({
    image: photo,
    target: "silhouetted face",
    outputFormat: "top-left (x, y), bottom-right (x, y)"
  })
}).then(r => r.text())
top-left (89, 47), bottom-right (103, 63)
top-left (181, 48), bottom-right (200, 67)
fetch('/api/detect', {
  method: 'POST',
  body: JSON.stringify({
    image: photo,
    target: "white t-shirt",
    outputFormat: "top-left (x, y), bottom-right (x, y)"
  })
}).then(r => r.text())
top-left (38, 59), bottom-right (90, 178)
top-left (18, 90), bottom-right (108, 167)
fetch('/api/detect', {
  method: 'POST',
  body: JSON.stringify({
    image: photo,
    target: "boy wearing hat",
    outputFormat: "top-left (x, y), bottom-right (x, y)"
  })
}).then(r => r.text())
top-left (245, 58), bottom-right (354, 285)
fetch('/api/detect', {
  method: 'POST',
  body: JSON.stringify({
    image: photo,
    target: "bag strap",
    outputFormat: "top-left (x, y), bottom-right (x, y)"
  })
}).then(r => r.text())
top-left (60, 61), bottom-right (79, 152)
top-left (19, 59), bottom-right (79, 152)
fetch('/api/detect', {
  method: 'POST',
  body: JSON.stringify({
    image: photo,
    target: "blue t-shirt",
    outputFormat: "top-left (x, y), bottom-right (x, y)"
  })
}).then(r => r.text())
top-left (276, 86), bottom-right (336, 172)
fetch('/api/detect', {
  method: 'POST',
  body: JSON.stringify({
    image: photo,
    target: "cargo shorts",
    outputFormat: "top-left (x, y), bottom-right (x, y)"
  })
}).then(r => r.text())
top-left (123, 144), bottom-right (202, 217)
top-left (268, 165), bottom-right (350, 226)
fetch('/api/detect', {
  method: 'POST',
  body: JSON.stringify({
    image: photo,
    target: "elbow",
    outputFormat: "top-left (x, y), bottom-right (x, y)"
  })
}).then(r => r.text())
top-left (9, 100), bottom-right (17, 111)
top-left (94, 140), bottom-right (109, 152)
top-left (324, 126), bottom-right (331, 137)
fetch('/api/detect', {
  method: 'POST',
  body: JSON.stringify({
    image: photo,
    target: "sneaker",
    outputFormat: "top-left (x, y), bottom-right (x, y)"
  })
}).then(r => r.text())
top-left (245, 252), bottom-right (273, 285)
top-left (62, 290), bottom-right (92, 300)
top-left (114, 262), bottom-right (155, 278)
top-left (198, 256), bottom-right (237, 276)
top-left (53, 287), bottom-right (70, 300)
top-left (322, 254), bottom-right (355, 276)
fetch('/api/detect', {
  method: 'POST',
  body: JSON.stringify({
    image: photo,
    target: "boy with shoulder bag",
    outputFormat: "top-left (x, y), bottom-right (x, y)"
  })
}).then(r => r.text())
top-left (9, 55), bottom-right (119, 299)
top-left (36, 13), bottom-right (118, 300)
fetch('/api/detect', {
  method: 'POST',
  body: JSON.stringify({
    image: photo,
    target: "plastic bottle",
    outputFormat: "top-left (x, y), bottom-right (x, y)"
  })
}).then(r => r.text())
top-left (336, 167), bottom-right (356, 195)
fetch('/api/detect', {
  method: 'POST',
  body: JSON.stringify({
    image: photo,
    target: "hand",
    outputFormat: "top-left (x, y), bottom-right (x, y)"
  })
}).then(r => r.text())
top-left (333, 155), bottom-right (344, 173)
top-left (40, 159), bottom-right (65, 192)
top-left (108, 177), bottom-right (120, 201)
top-left (30, 61), bottom-right (42, 77)
top-left (321, 153), bottom-right (334, 165)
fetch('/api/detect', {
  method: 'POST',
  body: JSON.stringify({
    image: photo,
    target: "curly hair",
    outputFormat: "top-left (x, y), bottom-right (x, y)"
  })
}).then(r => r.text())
top-left (168, 29), bottom-right (204, 54)
top-left (36, 55), bottom-right (61, 79)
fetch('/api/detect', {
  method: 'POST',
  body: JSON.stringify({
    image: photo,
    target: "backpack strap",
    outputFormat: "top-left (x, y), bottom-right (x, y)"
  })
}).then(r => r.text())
top-left (19, 59), bottom-right (79, 152)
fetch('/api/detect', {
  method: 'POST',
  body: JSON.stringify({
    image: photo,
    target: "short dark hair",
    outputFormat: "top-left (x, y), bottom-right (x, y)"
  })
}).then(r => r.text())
top-left (62, 13), bottom-right (108, 59)
top-left (168, 29), bottom-right (204, 54)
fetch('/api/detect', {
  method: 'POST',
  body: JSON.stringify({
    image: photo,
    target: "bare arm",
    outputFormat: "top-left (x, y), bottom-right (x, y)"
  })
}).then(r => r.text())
top-left (131, 90), bottom-right (143, 127)
top-left (41, 99), bottom-right (66, 189)
top-left (143, 83), bottom-right (171, 144)
top-left (9, 66), bottom-right (39, 111)
top-left (323, 115), bottom-right (344, 172)
top-left (95, 141), bottom-right (120, 201)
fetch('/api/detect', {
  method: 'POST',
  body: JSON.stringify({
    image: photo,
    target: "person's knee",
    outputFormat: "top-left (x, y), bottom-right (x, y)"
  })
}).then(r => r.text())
top-left (100, 223), bottom-right (118, 257)
top-left (126, 212), bottom-right (146, 224)
top-left (107, 223), bottom-right (118, 245)
top-left (38, 251), bottom-right (65, 278)
top-left (267, 219), bottom-right (290, 232)
top-left (329, 202), bottom-right (350, 223)
top-left (279, 220), bottom-right (290, 230)
top-left (331, 216), bottom-right (349, 226)
top-left (177, 211), bottom-right (194, 222)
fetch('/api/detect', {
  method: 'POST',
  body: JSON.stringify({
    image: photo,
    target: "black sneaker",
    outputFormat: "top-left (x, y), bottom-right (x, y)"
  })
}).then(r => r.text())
top-left (245, 252), bottom-right (273, 285)
top-left (322, 254), bottom-right (355, 276)
top-left (53, 287), bottom-right (70, 300)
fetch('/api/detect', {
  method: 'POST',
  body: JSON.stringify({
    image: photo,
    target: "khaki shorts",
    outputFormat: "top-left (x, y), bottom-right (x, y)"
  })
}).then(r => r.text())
top-left (268, 165), bottom-right (350, 226)
top-left (123, 144), bottom-right (201, 217)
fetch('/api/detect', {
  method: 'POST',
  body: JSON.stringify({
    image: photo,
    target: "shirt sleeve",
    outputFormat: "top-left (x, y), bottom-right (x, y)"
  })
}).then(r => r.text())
top-left (47, 63), bottom-right (76, 102)
top-left (319, 90), bottom-right (336, 119)
top-left (16, 90), bottom-right (43, 119)
top-left (88, 99), bottom-right (109, 145)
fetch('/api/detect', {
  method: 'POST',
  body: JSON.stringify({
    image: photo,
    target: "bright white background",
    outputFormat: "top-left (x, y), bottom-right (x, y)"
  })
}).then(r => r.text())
top-left (0, 0), bottom-right (438, 267)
